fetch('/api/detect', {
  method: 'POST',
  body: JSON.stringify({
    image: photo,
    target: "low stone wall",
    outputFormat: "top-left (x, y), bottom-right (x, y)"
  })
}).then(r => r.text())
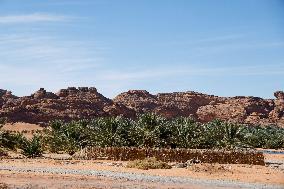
top-left (74, 147), bottom-right (265, 165)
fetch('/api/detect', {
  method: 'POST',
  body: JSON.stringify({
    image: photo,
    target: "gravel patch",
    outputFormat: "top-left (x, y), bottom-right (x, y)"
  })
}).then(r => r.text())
top-left (0, 165), bottom-right (283, 189)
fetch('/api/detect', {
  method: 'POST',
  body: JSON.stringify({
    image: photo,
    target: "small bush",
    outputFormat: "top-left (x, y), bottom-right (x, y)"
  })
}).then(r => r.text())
top-left (126, 157), bottom-right (172, 170)
top-left (0, 131), bottom-right (25, 150)
top-left (21, 135), bottom-right (43, 158)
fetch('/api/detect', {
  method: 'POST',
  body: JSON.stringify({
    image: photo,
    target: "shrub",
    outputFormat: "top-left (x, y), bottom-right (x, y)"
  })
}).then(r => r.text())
top-left (45, 120), bottom-right (92, 154)
top-left (169, 117), bottom-right (202, 148)
top-left (242, 126), bottom-right (284, 149)
top-left (88, 117), bottom-right (133, 147)
top-left (128, 113), bottom-right (172, 148)
top-left (198, 121), bottom-right (247, 149)
top-left (0, 131), bottom-right (25, 150)
top-left (126, 157), bottom-right (172, 170)
top-left (20, 135), bottom-right (43, 158)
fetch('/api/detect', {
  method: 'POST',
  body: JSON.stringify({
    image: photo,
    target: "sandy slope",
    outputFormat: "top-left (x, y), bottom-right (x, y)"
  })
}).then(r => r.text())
top-left (1, 122), bottom-right (43, 139)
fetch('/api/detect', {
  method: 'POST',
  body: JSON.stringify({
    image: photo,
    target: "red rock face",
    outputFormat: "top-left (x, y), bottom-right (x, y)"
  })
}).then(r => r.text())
top-left (0, 87), bottom-right (135, 124)
top-left (114, 90), bottom-right (284, 127)
top-left (0, 87), bottom-right (283, 126)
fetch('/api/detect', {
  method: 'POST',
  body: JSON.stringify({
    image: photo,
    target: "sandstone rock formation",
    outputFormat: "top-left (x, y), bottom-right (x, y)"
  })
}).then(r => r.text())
top-left (0, 87), bottom-right (283, 126)
top-left (0, 87), bottom-right (135, 124)
top-left (114, 90), bottom-right (284, 127)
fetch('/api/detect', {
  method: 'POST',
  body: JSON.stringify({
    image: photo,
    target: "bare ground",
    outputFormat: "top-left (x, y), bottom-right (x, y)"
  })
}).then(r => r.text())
top-left (0, 157), bottom-right (283, 189)
top-left (1, 122), bottom-right (43, 139)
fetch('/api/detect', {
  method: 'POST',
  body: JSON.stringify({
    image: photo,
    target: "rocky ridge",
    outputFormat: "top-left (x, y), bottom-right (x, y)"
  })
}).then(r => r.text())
top-left (0, 87), bottom-right (283, 126)
top-left (0, 87), bottom-right (135, 124)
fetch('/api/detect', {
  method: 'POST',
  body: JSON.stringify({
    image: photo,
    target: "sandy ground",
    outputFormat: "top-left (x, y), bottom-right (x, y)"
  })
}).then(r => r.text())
top-left (1, 122), bottom-right (43, 132)
top-left (0, 157), bottom-right (283, 189)
top-left (0, 171), bottom-right (212, 189)
top-left (0, 158), bottom-right (283, 185)
top-left (265, 153), bottom-right (284, 161)
top-left (1, 122), bottom-right (43, 139)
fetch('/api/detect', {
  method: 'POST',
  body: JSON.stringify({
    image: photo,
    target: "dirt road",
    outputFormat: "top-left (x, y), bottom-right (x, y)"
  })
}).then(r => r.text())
top-left (0, 158), bottom-right (283, 189)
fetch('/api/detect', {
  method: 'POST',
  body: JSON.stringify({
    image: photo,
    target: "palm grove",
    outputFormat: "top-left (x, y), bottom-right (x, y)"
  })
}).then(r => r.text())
top-left (0, 114), bottom-right (284, 157)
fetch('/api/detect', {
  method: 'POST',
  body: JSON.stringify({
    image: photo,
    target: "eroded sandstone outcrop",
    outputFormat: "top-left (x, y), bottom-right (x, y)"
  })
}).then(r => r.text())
top-left (114, 90), bottom-right (284, 127)
top-left (0, 87), bottom-right (135, 124)
top-left (0, 87), bottom-right (283, 126)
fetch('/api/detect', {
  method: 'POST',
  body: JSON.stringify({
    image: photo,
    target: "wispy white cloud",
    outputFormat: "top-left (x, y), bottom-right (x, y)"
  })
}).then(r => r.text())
top-left (157, 33), bottom-right (284, 58)
top-left (0, 33), bottom-right (105, 88)
top-left (0, 13), bottom-right (69, 24)
top-left (98, 64), bottom-right (284, 81)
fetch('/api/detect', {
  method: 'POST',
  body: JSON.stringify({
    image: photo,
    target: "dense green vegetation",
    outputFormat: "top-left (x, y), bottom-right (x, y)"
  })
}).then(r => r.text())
top-left (1, 114), bottom-right (284, 157)
top-left (44, 114), bottom-right (284, 154)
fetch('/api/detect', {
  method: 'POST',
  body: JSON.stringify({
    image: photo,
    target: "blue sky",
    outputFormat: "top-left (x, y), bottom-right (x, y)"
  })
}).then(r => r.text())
top-left (0, 0), bottom-right (283, 98)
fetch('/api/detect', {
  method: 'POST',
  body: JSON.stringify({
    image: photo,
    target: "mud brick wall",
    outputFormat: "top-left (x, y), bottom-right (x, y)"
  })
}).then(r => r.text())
top-left (75, 147), bottom-right (265, 165)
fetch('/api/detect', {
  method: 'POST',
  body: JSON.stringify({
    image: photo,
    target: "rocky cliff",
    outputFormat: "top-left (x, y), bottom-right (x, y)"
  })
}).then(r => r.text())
top-left (0, 87), bottom-right (135, 124)
top-left (114, 90), bottom-right (284, 127)
top-left (0, 87), bottom-right (283, 126)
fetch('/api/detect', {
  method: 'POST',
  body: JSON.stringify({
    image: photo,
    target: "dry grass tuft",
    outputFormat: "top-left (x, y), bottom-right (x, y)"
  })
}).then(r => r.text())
top-left (126, 157), bottom-right (172, 170)
top-left (188, 163), bottom-right (233, 174)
